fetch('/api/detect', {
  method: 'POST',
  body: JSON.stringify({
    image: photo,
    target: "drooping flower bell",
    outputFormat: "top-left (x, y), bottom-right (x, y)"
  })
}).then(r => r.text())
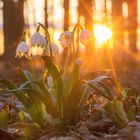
top-left (51, 43), bottom-right (59, 56)
top-left (44, 43), bottom-right (59, 56)
top-left (59, 31), bottom-right (72, 47)
top-left (79, 29), bottom-right (93, 45)
top-left (75, 58), bottom-right (82, 66)
top-left (15, 41), bottom-right (30, 58)
top-left (30, 32), bottom-right (46, 47)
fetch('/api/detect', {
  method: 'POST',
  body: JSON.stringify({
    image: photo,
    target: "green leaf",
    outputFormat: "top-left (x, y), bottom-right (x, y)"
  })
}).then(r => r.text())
top-left (0, 79), bottom-right (17, 89)
top-left (0, 79), bottom-right (28, 106)
top-left (127, 106), bottom-right (136, 121)
top-left (18, 80), bottom-right (59, 117)
top-left (0, 108), bottom-right (9, 129)
top-left (63, 81), bottom-right (85, 123)
top-left (86, 76), bottom-right (113, 100)
top-left (24, 123), bottom-right (40, 140)
top-left (96, 81), bottom-right (113, 100)
top-left (90, 76), bottom-right (111, 82)
top-left (42, 56), bottom-right (61, 81)
top-left (0, 79), bottom-right (47, 125)
top-left (18, 111), bottom-right (25, 122)
top-left (18, 111), bottom-right (29, 122)
top-left (18, 123), bottom-right (40, 140)
top-left (136, 95), bottom-right (140, 106)
top-left (42, 56), bottom-right (63, 113)
top-left (86, 81), bottom-right (111, 100)
top-left (104, 101), bottom-right (128, 127)
top-left (64, 63), bottom-right (80, 97)
top-left (18, 68), bottom-right (33, 82)
top-left (26, 100), bottom-right (46, 126)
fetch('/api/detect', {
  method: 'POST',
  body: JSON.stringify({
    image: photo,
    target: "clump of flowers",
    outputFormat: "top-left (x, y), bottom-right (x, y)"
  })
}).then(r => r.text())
top-left (0, 23), bottom-right (110, 130)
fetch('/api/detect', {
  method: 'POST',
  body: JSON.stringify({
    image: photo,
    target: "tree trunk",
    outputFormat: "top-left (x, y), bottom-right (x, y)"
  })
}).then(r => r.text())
top-left (44, 0), bottom-right (48, 28)
top-left (127, 0), bottom-right (138, 52)
top-left (78, 0), bottom-right (93, 30)
top-left (2, 0), bottom-right (25, 63)
top-left (63, 0), bottom-right (69, 31)
top-left (78, 0), bottom-right (94, 61)
top-left (112, 0), bottom-right (124, 48)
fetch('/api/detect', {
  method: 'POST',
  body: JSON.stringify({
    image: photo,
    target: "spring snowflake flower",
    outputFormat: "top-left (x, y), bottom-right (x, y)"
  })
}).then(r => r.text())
top-left (75, 58), bottom-right (82, 66)
top-left (15, 41), bottom-right (30, 58)
top-left (45, 43), bottom-right (59, 56)
top-left (59, 31), bottom-right (72, 47)
top-left (79, 29), bottom-right (93, 45)
top-left (51, 43), bottom-right (59, 56)
top-left (30, 32), bottom-right (46, 47)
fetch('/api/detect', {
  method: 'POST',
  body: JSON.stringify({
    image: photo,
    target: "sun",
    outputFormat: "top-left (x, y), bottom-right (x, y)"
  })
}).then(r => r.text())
top-left (94, 24), bottom-right (112, 44)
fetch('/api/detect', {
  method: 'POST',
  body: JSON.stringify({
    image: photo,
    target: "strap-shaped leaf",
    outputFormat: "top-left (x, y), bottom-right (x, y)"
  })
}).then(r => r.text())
top-left (69, 64), bottom-right (80, 91)
top-left (42, 56), bottom-right (63, 112)
top-left (136, 95), bottom-right (140, 106)
top-left (104, 101), bottom-right (128, 126)
top-left (86, 76), bottom-right (113, 100)
top-left (88, 75), bottom-right (111, 84)
top-left (18, 68), bottom-right (33, 82)
top-left (63, 63), bottom-right (80, 101)
top-left (0, 79), bottom-right (28, 106)
top-left (63, 81), bottom-right (82, 122)
top-left (86, 81), bottom-right (111, 100)
top-left (0, 79), bottom-right (17, 89)
top-left (96, 81), bottom-right (114, 100)
top-left (42, 56), bottom-right (61, 81)
top-left (0, 88), bottom-right (38, 94)
top-left (19, 80), bottom-right (59, 117)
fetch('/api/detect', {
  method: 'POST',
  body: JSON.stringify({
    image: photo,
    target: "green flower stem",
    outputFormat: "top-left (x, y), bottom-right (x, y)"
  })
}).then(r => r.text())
top-left (76, 23), bottom-right (80, 57)
top-left (22, 31), bottom-right (26, 42)
top-left (72, 23), bottom-right (83, 59)
top-left (63, 23), bottom-right (83, 76)
top-left (38, 23), bottom-right (52, 58)
top-left (72, 23), bottom-right (78, 55)
top-left (63, 46), bottom-right (70, 77)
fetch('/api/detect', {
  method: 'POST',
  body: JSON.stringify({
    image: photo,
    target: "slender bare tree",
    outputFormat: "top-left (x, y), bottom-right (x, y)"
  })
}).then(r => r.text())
top-left (45, 0), bottom-right (48, 28)
top-left (78, 0), bottom-right (94, 61)
top-left (2, 0), bottom-right (25, 64)
top-left (63, 0), bottom-right (70, 31)
top-left (78, 0), bottom-right (93, 30)
top-left (112, 0), bottom-right (124, 48)
top-left (127, 0), bottom-right (138, 52)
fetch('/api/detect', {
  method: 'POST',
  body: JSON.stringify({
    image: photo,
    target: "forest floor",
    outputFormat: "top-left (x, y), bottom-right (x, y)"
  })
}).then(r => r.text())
top-left (0, 61), bottom-right (140, 140)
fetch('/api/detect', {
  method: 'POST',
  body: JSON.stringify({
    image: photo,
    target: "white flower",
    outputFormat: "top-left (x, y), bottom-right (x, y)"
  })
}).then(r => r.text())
top-left (30, 32), bottom-right (46, 47)
top-left (45, 44), bottom-right (59, 56)
top-left (80, 29), bottom-right (93, 45)
top-left (15, 41), bottom-right (30, 58)
top-left (75, 58), bottom-right (82, 66)
top-left (47, 75), bottom-right (54, 88)
top-left (51, 43), bottom-right (59, 56)
top-left (59, 31), bottom-right (72, 47)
